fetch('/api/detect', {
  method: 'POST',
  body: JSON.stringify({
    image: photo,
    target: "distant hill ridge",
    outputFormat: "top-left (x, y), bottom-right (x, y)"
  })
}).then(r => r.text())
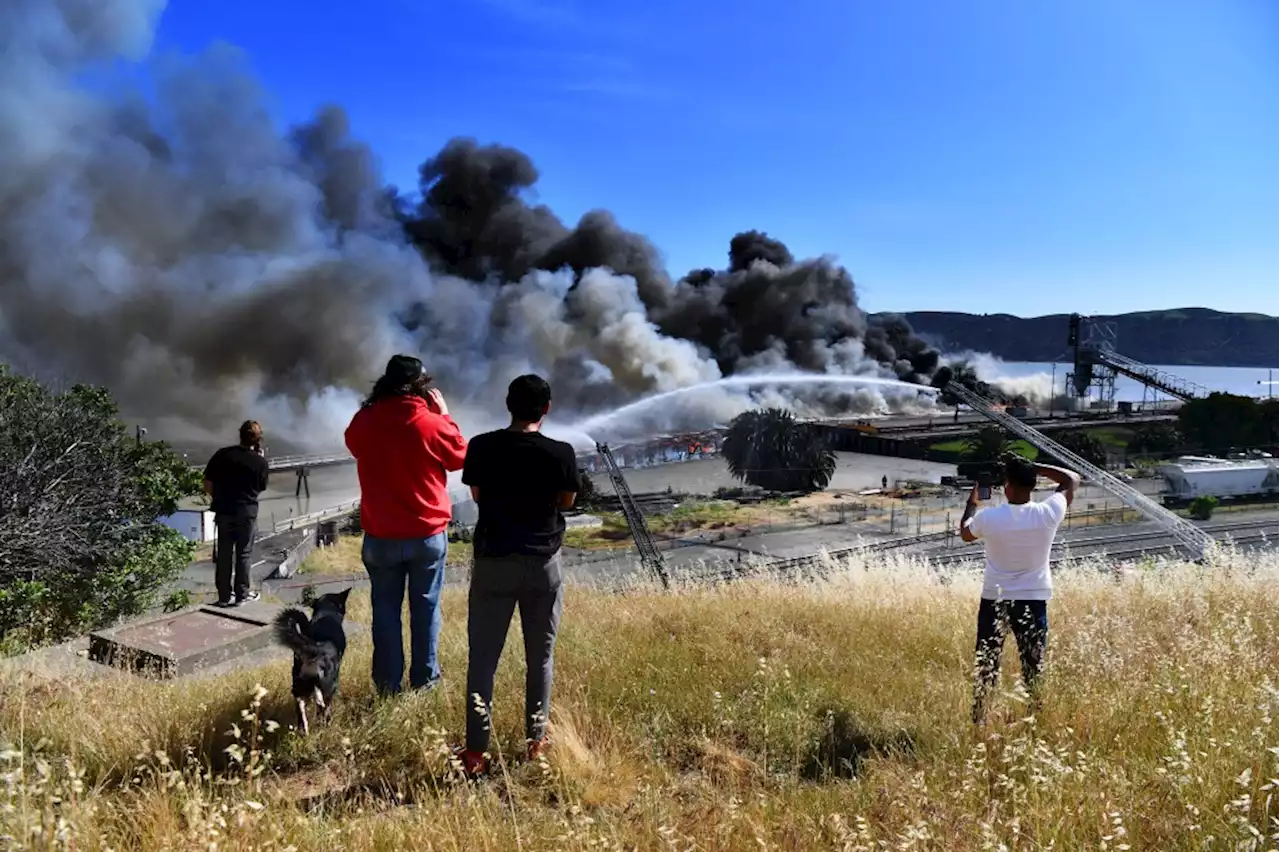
top-left (872, 307), bottom-right (1278, 368)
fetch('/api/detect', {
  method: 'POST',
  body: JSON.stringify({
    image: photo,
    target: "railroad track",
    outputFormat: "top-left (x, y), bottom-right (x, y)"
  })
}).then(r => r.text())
top-left (928, 519), bottom-right (1276, 566)
top-left (675, 518), bottom-right (1276, 586)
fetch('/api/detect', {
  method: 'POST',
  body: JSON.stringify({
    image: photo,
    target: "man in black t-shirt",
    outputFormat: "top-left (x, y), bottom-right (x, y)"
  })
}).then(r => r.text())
top-left (203, 420), bottom-right (270, 607)
top-left (456, 375), bottom-right (580, 776)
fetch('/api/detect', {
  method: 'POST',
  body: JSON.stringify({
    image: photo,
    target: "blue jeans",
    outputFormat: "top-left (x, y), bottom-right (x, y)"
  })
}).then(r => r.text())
top-left (362, 532), bottom-right (447, 695)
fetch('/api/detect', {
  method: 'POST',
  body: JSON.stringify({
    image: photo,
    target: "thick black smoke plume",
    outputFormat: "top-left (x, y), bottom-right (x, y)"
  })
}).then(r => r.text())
top-left (392, 146), bottom-right (941, 387)
top-left (0, 0), bottom-right (944, 452)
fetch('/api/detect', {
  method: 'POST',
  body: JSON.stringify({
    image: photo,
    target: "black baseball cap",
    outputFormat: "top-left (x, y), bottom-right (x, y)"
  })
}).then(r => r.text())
top-left (383, 354), bottom-right (428, 385)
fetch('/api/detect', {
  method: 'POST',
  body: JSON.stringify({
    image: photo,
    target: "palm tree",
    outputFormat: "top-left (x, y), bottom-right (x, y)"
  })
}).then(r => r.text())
top-left (962, 426), bottom-right (1013, 464)
top-left (722, 408), bottom-right (837, 493)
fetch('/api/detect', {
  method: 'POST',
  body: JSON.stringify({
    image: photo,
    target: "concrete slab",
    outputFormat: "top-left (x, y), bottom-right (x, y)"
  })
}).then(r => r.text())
top-left (175, 527), bottom-right (314, 602)
top-left (88, 601), bottom-right (282, 679)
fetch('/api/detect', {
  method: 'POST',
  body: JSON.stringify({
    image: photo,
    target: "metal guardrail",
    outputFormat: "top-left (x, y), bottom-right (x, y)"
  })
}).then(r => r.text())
top-left (189, 451), bottom-right (355, 474)
top-left (269, 499), bottom-right (360, 535)
top-left (267, 452), bottom-right (354, 471)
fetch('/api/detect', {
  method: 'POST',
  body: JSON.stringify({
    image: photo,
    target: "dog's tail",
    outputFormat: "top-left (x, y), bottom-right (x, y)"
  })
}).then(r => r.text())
top-left (274, 607), bottom-right (314, 653)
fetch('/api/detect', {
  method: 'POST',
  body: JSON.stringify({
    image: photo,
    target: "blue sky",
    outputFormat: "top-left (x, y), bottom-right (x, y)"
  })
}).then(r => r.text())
top-left (152, 0), bottom-right (1277, 318)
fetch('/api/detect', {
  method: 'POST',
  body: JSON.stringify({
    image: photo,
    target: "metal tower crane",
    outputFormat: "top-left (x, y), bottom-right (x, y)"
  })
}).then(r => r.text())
top-left (595, 443), bottom-right (671, 589)
top-left (945, 382), bottom-right (1216, 560)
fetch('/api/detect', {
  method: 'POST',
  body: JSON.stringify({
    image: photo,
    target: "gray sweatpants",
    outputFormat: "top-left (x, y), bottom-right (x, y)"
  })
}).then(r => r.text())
top-left (465, 551), bottom-right (563, 754)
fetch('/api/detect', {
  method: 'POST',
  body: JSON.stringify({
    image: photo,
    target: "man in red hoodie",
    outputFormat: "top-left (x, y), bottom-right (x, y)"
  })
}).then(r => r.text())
top-left (345, 355), bottom-right (467, 696)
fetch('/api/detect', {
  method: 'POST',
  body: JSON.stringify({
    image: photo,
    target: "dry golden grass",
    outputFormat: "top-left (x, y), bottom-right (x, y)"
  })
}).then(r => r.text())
top-left (300, 534), bottom-right (473, 574)
top-left (2, 545), bottom-right (1276, 850)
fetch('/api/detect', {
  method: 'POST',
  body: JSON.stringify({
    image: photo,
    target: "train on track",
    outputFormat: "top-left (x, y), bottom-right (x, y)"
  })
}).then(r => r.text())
top-left (1156, 455), bottom-right (1279, 508)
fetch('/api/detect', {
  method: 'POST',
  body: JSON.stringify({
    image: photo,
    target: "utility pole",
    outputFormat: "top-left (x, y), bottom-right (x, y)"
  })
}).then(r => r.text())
top-left (135, 425), bottom-right (147, 445)
top-left (1050, 363), bottom-right (1057, 418)
top-left (1260, 372), bottom-right (1275, 401)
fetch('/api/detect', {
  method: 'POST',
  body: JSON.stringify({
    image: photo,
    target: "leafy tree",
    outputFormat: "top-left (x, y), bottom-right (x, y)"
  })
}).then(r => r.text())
top-left (1127, 423), bottom-right (1180, 458)
top-left (722, 408), bottom-right (836, 493)
top-left (962, 426), bottom-right (1014, 464)
top-left (575, 467), bottom-right (599, 507)
top-left (1177, 393), bottom-right (1278, 454)
top-left (0, 367), bottom-right (203, 650)
top-left (1261, 398), bottom-right (1278, 448)
top-left (1047, 429), bottom-right (1108, 469)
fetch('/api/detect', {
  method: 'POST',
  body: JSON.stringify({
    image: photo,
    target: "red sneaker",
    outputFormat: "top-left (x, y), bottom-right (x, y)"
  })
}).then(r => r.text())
top-left (455, 747), bottom-right (489, 778)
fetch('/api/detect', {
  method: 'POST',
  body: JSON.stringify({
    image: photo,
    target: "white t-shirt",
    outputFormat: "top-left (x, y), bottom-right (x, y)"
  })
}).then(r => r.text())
top-left (964, 492), bottom-right (1068, 601)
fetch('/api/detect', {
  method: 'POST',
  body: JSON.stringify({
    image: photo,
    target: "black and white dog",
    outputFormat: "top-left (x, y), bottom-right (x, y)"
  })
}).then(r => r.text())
top-left (273, 588), bottom-right (350, 735)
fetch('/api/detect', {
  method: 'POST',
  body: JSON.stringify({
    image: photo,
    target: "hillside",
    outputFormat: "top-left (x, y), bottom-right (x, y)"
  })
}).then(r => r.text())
top-left (1, 548), bottom-right (1275, 850)
top-left (874, 308), bottom-right (1278, 367)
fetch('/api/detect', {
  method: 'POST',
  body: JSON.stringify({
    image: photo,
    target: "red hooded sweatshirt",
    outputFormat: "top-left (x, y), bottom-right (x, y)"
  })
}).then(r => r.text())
top-left (344, 396), bottom-right (468, 539)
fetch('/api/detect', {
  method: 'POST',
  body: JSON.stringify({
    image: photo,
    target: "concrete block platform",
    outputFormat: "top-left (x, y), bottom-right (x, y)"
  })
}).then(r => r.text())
top-left (175, 527), bottom-right (317, 603)
top-left (88, 601), bottom-right (283, 680)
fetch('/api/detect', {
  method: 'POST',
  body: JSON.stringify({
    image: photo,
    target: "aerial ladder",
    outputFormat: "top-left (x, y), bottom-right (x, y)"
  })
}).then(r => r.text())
top-left (945, 382), bottom-right (1216, 560)
top-left (596, 443), bottom-right (671, 589)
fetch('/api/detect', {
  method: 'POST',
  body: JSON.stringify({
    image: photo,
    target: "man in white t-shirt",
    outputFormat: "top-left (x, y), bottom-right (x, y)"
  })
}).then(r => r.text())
top-left (959, 452), bottom-right (1081, 723)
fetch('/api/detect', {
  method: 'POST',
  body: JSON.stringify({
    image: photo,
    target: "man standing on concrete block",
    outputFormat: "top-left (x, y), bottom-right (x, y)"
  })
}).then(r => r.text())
top-left (345, 355), bottom-right (467, 697)
top-left (204, 420), bottom-right (270, 607)
top-left (456, 374), bottom-right (581, 777)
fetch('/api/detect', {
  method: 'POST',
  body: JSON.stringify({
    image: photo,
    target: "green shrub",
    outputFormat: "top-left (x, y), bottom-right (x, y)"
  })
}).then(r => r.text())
top-left (0, 366), bottom-right (202, 651)
top-left (1188, 495), bottom-right (1218, 520)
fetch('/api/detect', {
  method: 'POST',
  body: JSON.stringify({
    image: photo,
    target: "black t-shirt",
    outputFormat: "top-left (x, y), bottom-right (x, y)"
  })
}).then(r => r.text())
top-left (204, 445), bottom-right (270, 519)
top-left (462, 429), bottom-right (581, 558)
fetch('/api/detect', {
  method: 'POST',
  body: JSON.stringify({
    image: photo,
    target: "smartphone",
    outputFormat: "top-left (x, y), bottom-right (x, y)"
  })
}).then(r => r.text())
top-left (977, 473), bottom-right (992, 501)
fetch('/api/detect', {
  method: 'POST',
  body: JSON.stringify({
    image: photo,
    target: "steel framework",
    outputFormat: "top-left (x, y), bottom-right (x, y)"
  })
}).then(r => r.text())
top-left (596, 443), bottom-right (671, 588)
top-left (1066, 314), bottom-right (1209, 408)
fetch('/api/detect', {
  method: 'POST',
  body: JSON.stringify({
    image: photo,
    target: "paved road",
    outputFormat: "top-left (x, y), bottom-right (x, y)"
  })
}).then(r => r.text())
top-left (588, 451), bottom-right (958, 496)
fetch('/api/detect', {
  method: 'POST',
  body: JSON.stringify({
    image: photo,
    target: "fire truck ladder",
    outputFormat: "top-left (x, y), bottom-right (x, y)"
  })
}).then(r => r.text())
top-left (945, 382), bottom-right (1216, 560)
top-left (596, 443), bottom-right (671, 589)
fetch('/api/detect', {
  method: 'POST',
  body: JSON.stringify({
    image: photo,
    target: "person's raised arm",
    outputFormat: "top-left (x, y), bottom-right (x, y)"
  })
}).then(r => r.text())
top-left (1034, 460), bottom-right (1081, 507)
top-left (959, 484), bottom-right (982, 542)
top-left (422, 389), bottom-right (467, 472)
